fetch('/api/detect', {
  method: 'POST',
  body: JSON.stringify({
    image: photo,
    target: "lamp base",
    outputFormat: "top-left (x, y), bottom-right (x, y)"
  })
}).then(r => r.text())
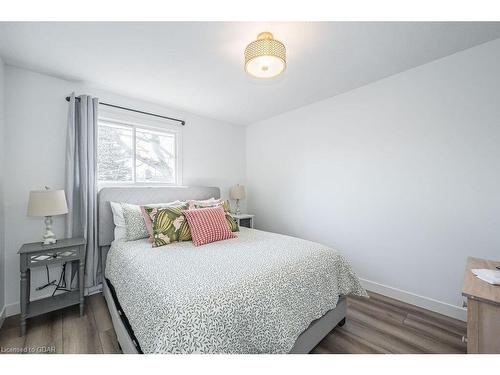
top-left (235, 199), bottom-right (241, 215)
top-left (42, 216), bottom-right (57, 245)
top-left (43, 238), bottom-right (57, 246)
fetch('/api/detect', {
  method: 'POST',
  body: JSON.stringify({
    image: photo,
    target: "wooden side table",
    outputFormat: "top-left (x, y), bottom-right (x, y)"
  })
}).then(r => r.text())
top-left (462, 256), bottom-right (500, 353)
top-left (18, 237), bottom-right (86, 336)
top-left (230, 214), bottom-right (255, 229)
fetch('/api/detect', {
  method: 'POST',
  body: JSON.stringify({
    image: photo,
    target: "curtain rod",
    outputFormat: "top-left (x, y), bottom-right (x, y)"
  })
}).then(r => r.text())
top-left (65, 96), bottom-right (185, 126)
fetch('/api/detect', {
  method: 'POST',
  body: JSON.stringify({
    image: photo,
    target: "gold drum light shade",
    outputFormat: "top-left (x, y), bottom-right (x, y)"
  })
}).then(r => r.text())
top-left (245, 32), bottom-right (286, 79)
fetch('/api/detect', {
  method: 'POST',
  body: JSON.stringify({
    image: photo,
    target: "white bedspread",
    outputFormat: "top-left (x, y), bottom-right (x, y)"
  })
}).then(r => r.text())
top-left (105, 228), bottom-right (366, 353)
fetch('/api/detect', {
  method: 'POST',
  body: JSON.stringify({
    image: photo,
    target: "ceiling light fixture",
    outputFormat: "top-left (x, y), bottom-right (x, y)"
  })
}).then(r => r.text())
top-left (244, 32), bottom-right (286, 79)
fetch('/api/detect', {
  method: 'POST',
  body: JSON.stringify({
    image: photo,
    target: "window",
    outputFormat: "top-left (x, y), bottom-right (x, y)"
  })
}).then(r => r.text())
top-left (97, 111), bottom-right (181, 185)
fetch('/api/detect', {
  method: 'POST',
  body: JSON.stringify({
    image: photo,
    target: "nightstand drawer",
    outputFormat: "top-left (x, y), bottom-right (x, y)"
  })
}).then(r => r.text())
top-left (27, 248), bottom-right (81, 267)
top-left (230, 214), bottom-right (254, 229)
top-left (239, 218), bottom-right (253, 228)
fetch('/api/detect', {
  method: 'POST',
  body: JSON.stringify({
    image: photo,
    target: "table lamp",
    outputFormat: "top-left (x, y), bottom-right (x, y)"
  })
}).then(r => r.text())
top-left (230, 184), bottom-right (246, 215)
top-left (27, 187), bottom-right (69, 245)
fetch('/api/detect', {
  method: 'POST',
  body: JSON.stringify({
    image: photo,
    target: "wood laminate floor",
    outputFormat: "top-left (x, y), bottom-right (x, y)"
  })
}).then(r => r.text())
top-left (0, 291), bottom-right (466, 354)
top-left (312, 292), bottom-right (467, 354)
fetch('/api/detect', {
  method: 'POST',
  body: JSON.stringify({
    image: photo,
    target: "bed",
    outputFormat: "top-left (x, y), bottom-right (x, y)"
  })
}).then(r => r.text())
top-left (98, 186), bottom-right (367, 354)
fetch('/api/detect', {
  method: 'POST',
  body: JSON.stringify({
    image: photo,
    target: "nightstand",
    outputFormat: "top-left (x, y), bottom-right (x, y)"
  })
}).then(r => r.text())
top-left (18, 237), bottom-right (86, 336)
top-left (231, 214), bottom-right (255, 229)
top-left (462, 256), bottom-right (500, 353)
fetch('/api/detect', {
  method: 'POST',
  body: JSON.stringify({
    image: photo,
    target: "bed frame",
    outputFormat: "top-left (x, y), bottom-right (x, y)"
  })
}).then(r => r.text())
top-left (98, 186), bottom-right (346, 354)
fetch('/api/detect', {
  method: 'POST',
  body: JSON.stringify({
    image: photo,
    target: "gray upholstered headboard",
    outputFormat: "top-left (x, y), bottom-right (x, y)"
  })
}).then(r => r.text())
top-left (98, 186), bottom-right (221, 247)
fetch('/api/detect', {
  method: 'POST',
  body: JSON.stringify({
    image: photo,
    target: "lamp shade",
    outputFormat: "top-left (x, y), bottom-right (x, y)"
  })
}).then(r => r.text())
top-left (230, 185), bottom-right (246, 200)
top-left (245, 32), bottom-right (286, 79)
top-left (27, 189), bottom-right (69, 217)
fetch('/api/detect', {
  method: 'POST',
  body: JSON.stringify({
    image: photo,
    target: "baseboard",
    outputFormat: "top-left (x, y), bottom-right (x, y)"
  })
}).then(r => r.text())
top-left (6, 302), bottom-right (19, 317)
top-left (361, 278), bottom-right (467, 322)
top-left (0, 306), bottom-right (5, 329)
top-left (5, 284), bottom-right (104, 317)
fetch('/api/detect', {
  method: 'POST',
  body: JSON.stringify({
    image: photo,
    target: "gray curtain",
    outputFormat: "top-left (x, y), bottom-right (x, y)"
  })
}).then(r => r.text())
top-left (65, 93), bottom-right (100, 289)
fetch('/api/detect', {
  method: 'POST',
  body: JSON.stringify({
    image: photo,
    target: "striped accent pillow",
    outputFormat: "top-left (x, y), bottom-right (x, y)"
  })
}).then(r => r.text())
top-left (182, 206), bottom-right (236, 246)
top-left (187, 199), bottom-right (239, 232)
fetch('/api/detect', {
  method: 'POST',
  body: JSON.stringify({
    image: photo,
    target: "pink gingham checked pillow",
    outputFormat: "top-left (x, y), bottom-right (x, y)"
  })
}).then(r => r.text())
top-left (182, 206), bottom-right (236, 246)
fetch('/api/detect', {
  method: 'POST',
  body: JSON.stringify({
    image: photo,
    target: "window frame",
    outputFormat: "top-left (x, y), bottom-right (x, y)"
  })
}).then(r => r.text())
top-left (97, 106), bottom-right (183, 187)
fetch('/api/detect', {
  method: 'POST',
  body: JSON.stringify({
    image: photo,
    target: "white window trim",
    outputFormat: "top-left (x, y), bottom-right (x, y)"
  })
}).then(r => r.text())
top-left (97, 105), bottom-right (183, 187)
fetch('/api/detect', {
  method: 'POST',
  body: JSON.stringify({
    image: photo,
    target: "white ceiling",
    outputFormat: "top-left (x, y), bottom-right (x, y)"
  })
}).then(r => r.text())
top-left (1, 22), bottom-right (500, 125)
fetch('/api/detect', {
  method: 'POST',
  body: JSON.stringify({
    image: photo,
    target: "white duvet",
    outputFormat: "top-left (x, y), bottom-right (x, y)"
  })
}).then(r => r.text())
top-left (105, 227), bottom-right (366, 353)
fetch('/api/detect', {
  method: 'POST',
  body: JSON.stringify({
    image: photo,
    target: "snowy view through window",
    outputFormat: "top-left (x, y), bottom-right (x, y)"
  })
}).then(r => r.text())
top-left (97, 120), bottom-right (177, 184)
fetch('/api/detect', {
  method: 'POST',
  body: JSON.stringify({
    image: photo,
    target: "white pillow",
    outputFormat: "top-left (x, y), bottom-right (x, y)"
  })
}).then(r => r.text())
top-left (110, 201), bottom-right (127, 242)
top-left (109, 200), bottom-right (184, 242)
top-left (193, 198), bottom-right (218, 204)
top-left (187, 198), bottom-right (219, 207)
top-left (144, 200), bottom-right (183, 208)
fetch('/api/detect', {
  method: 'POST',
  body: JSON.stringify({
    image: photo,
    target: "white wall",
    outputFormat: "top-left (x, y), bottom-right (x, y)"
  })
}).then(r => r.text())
top-left (0, 56), bottom-right (5, 324)
top-left (3, 66), bottom-right (246, 313)
top-left (246, 38), bottom-right (500, 315)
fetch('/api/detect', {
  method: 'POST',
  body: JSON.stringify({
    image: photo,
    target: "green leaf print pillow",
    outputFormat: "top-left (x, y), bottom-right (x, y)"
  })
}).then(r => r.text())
top-left (144, 204), bottom-right (192, 248)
